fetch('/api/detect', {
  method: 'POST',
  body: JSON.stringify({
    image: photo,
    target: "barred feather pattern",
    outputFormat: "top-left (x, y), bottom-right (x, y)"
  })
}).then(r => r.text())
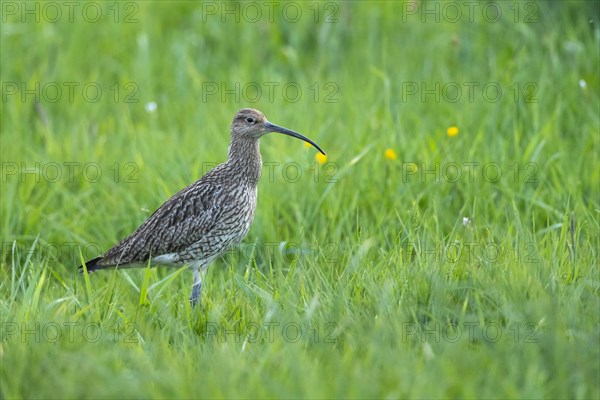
top-left (91, 136), bottom-right (262, 272)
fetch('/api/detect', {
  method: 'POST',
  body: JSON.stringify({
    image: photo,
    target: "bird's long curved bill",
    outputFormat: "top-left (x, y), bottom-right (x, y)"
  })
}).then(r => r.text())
top-left (265, 121), bottom-right (326, 155)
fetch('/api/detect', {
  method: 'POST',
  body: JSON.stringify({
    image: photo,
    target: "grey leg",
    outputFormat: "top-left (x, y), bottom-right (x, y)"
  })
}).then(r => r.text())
top-left (189, 269), bottom-right (203, 307)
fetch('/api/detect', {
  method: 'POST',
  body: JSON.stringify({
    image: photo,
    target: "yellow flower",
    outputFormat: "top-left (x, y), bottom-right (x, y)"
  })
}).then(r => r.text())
top-left (447, 126), bottom-right (459, 137)
top-left (315, 152), bottom-right (327, 164)
top-left (384, 148), bottom-right (397, 160)
top-left (303, 141), bottom-right (312, 148)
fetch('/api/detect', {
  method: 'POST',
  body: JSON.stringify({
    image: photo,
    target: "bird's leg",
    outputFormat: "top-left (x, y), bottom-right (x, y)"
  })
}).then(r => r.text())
top-left (189, 268), bottom-right (204, 307)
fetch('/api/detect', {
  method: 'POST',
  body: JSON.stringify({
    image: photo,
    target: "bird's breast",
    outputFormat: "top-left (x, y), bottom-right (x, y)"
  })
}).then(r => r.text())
top-left (221, 184), bottom-right (257, 241)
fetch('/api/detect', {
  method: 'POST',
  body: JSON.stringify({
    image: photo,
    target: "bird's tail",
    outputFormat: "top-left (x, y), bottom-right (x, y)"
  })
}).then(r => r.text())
top-left (78, 257), bottom-right (107, 273)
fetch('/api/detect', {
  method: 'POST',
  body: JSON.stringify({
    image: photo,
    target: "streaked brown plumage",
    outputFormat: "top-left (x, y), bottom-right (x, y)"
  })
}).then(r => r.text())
top-left (79, 108), bottom-right (326, 305)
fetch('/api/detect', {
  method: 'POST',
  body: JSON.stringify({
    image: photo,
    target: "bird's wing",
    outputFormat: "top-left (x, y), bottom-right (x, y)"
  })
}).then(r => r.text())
top-left (98, 177), bottom-right (228, 266)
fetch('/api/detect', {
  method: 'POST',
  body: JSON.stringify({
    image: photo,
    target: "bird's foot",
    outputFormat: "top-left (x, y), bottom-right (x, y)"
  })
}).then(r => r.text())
top-left (189, 295), bottom-right (200, 307)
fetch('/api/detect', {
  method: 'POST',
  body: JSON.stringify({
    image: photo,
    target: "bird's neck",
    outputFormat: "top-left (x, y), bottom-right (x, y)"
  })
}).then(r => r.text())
top-left (227, 138), bottom-right (262, 185)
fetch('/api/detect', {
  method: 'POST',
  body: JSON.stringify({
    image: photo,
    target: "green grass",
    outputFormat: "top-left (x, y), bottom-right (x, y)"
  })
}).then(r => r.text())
top-left (1, 1), bottom-right (599, 398)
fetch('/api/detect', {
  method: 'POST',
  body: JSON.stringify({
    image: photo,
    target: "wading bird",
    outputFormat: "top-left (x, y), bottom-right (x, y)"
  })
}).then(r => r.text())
top-left (79, 108), bottom-right (326, 306)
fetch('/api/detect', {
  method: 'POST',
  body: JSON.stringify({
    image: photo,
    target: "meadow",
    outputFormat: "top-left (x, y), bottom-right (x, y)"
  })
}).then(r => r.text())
top-left (1, 1), bottom-right (599, 398)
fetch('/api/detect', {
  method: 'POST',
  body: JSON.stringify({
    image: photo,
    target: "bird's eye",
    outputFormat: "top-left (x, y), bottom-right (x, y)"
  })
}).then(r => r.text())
top-left (245, 117), bottom-right (255, 124)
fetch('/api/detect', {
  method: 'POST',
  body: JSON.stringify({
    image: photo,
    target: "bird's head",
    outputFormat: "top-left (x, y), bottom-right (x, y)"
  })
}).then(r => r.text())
top-left (231, 108), bottom-right (326, 155)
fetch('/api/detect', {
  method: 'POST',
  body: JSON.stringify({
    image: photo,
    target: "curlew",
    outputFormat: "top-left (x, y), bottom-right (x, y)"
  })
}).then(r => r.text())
top-left (79, 108), bottom-right (326, 306)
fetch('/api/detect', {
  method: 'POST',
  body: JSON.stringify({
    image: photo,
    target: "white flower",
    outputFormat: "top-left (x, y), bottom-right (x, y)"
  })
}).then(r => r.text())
top-left (145, 101), bottom-right (157, 113)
